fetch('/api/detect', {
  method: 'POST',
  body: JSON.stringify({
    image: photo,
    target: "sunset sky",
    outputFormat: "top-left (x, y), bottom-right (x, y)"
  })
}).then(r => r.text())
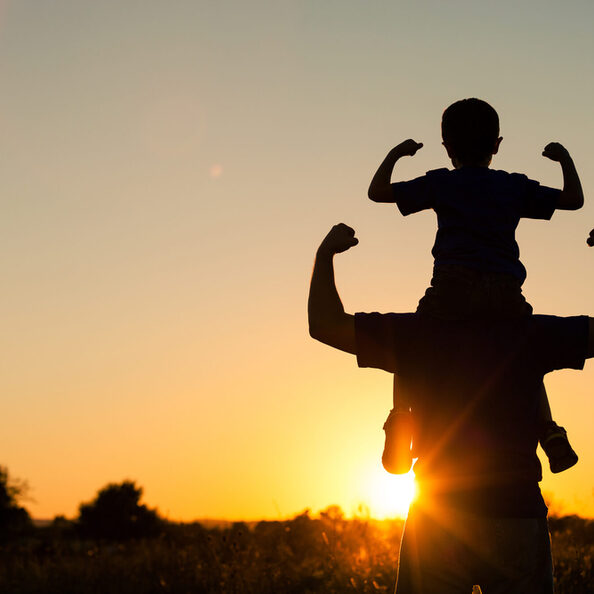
top-left (2, 0), bottom-right (593, 521)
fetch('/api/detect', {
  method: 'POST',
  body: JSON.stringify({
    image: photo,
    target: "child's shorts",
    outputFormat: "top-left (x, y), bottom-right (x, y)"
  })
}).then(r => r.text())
top-left (416, 264), bottom-right (532, 321)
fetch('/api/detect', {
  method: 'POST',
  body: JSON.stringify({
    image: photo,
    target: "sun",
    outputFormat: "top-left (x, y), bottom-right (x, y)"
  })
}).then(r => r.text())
top-left (363, 465), bottom-right (417, 519)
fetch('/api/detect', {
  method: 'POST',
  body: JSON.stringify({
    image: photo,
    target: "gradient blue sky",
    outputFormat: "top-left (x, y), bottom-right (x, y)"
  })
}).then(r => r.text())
top-left (2, 0), bottom-right (593, 520)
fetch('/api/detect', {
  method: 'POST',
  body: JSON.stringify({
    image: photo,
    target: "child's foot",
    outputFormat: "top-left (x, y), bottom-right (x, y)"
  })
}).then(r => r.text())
top-left (540, 422), bottom-right (578, 474)
top-left (382, 409), bottom-right (413, 475)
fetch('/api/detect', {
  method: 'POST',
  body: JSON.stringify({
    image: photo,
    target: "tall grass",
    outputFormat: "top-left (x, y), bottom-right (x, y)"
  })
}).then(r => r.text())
top-left (0, 509), bottom-right (592, 593)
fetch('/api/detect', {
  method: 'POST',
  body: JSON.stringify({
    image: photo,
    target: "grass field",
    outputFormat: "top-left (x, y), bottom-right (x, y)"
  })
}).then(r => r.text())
top-left (1, 508), bottom-right (592, 593)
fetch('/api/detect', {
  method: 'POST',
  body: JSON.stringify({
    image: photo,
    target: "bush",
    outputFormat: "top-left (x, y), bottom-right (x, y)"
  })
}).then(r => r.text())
top-left (0, 466), bottom-right (32, 541)
top-left (77, 480), bottom-right (162, 540)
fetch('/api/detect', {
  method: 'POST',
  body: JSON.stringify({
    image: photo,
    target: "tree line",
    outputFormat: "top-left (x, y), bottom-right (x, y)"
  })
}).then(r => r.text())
top-left (0, 465), bottom-right (161, 541)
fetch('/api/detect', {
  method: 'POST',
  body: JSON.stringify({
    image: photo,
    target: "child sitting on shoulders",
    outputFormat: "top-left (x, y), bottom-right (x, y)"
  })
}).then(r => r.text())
top-left (369, 98), bottom-right (584, 474)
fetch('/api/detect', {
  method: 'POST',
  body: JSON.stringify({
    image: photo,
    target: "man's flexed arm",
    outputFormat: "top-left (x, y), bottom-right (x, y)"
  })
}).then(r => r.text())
top-left (308, 224), bottom-right (359, 354)
top-left (368, 139), bottom-right (423, 203)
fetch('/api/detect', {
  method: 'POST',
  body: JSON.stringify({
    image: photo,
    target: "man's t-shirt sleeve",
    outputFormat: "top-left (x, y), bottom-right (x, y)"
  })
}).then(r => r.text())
top-left (518, 174), bottom-right (560, 220)
top-left (355, 312), bottom-right (415, 373)
top-left (533, 315), bottom-right (589, 372)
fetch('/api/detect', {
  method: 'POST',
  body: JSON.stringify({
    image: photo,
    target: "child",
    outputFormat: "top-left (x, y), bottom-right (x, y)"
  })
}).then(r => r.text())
top-left (369, 98), bottom-right (584, 474)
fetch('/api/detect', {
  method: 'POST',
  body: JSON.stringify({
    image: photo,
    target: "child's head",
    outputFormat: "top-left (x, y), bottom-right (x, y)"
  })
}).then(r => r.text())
top-left (441, 98), bottom-right (502, 167)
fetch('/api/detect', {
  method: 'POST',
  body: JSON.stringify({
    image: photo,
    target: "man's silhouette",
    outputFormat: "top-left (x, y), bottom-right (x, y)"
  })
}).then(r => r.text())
top-left (308, 223), bottom-right (593, 593)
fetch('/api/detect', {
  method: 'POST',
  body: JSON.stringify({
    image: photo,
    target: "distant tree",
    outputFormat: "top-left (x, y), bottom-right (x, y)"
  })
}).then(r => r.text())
top-left (77, 480), bottom-right (163, 540)
top-left (0, 466), bottom-right (32, 540)
top-left (46, 515), bottom-right (77, 540)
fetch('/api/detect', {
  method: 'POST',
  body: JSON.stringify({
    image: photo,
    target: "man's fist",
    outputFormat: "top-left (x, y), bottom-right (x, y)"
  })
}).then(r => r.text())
top-left (318, 223), bottom-right (359, 256)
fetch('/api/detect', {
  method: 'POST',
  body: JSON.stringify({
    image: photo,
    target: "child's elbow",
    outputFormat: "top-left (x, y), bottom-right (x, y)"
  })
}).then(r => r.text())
top-left (368, 187), bottom-right (379, 201)
top-left (558, 192), bottom-right (584, 211)
top-left (368, 187), bottom-right (389, 203)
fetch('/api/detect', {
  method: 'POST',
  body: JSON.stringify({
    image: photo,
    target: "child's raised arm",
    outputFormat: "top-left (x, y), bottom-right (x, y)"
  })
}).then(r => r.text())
top-left (542, 142), bottom-right (584, 210)
top-left (368, 139), bottom-right (423, 203)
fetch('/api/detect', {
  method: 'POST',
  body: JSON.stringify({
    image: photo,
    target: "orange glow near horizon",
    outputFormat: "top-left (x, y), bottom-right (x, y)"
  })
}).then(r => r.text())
top-left (362, 468), bottom-right (417, 520)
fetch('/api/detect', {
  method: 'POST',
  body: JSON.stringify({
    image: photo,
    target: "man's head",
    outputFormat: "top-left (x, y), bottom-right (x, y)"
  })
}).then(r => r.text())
top-left (442, 98), bottom-right (502, 168)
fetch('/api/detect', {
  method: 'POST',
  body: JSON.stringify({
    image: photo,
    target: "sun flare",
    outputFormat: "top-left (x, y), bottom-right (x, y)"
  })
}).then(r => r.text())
top-left (363, 466), bottom-right (417, 519)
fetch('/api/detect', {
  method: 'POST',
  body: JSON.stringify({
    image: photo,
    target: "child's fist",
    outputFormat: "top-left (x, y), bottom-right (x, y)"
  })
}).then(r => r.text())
top-left (318, 224), bottom-right (359, 256)
top-left (587, 229), bottom-right (594, 247)
top-left (542, 142), bottom-right (570, 162)
top-left (394, 139), bottom-right (424, 158)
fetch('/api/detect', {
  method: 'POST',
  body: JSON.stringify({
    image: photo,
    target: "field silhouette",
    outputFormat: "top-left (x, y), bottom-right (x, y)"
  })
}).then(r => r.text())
top-left (1, 505), bottom-right (593, 593)
top-left (1, 470), bottom-right (592, 592)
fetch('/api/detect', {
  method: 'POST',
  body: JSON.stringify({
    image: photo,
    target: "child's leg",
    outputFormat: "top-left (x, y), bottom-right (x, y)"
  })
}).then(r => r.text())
top-left (416, 265), bottom-right (476, 320)
top-left (393, 373), bottom-right (412, 412)
top-left (538, 383), bottom-right (578, 474)
top-left (382, 375), bottom-right (413, 475)
top-left (537, 383), bottom-right (553, 424)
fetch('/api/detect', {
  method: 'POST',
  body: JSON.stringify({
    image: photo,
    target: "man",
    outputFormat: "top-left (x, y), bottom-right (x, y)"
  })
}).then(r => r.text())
top-left (308, 223), bottom-right (593, 593)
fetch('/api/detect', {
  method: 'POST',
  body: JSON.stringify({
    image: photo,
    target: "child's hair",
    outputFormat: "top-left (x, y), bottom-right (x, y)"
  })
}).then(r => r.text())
top-left (441, 98), bottom-right (500, 165)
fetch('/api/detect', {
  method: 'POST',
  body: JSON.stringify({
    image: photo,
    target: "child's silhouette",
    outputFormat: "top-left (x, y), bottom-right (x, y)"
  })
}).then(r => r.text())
top-left (369, 98), bottom-right (584, 474)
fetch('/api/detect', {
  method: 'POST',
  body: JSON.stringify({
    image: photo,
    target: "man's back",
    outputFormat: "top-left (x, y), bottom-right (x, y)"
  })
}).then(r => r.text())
top-left (355, 312), bottom-right (589, 516)
top-left (308, 222), bottom-right (592, 592)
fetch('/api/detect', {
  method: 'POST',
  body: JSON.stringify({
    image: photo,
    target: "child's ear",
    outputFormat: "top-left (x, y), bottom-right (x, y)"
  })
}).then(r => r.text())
top-left (492, 137), bottom-right (503, 155)
top-left (442, 142), bottom-right (456, 159)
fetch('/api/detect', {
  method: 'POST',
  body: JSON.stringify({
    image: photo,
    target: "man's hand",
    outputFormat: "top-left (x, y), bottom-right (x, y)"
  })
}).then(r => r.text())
top-left (587, 229), bottom-right (594, 247)
top-left (317, 223), bottom-right (359, 257)
top-left (393, 139), bottom-right (424, 158)
top-left (542, 142), bottom-right (570, 162)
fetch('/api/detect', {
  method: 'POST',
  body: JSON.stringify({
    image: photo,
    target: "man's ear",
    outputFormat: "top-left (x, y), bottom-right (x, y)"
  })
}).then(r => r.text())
top-left (492, 137), bottom-right (503, 155)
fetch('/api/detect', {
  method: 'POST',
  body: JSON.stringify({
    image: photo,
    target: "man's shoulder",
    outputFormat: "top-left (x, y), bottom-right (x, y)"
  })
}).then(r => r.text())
top-left (527, 314), bottom-right (589, 371)
top-left (356, 312), bottom-right (486, 343)
top-left (357, 312), bottom-right (587, 342)
top-left (355, 311), bottom-right (418, 328)
top-left (354, 312), bottom-right (589, 374)
top-left (529, 313), bottom-right (589, 333)
top-left (354, 312), bottom-right (420, 373)
top-left (470, 314), bottom-right (588, 339)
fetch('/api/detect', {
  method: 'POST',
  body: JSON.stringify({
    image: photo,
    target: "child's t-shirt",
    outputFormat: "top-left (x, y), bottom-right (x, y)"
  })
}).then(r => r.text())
top-left (391, 167), bottom-right (561, 283)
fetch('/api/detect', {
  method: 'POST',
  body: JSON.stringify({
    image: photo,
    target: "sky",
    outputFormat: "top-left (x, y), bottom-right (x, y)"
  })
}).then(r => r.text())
top-left (2, 0), bottom-right (594, 521)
